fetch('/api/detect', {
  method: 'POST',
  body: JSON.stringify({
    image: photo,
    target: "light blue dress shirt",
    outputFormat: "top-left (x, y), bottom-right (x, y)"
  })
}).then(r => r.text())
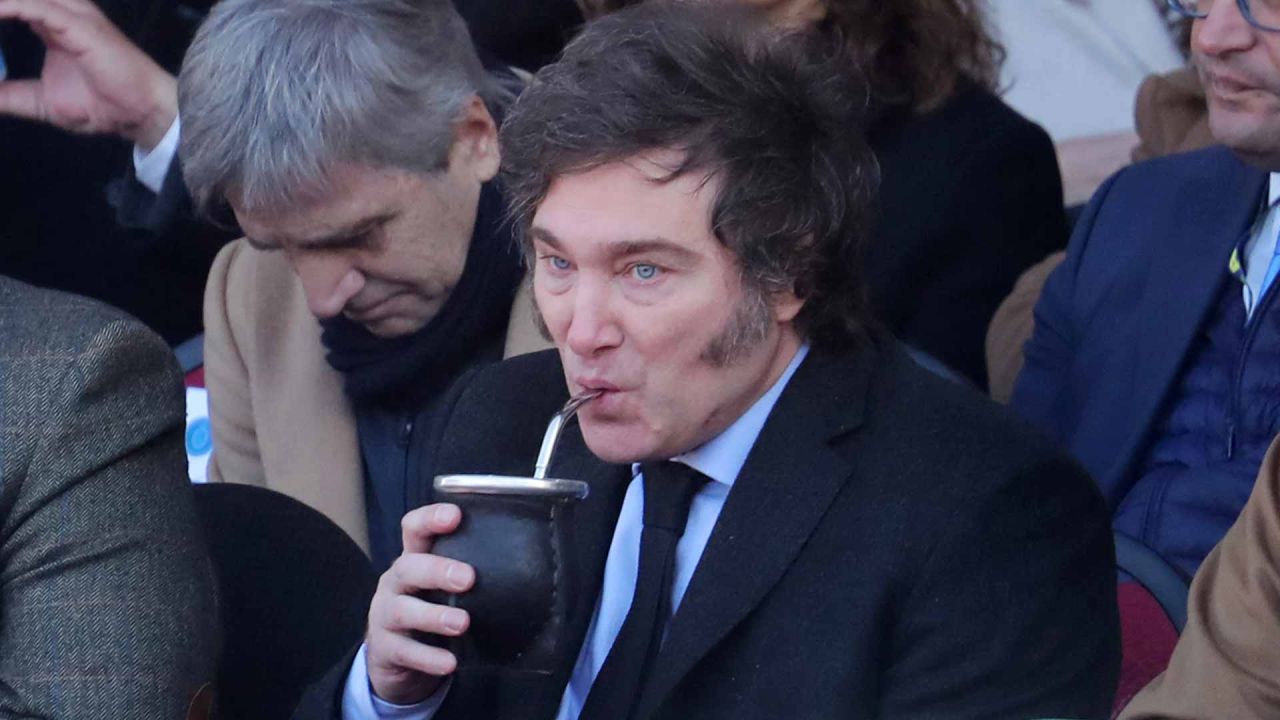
top-left (1239, 173), bottom-right (1280, 318)
top-left (342, 344), bottom-right (810, 719)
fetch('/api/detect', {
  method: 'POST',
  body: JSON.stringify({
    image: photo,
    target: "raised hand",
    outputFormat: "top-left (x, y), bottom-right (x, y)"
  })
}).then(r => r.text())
top-left (0, 0), bottom-right (176, 149)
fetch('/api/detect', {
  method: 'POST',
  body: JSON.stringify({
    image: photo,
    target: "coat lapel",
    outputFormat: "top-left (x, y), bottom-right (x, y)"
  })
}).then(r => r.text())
top-left (635, 345), bottom-right (874, 719)
top-left (1108, 153), bottom-right (1268, 496)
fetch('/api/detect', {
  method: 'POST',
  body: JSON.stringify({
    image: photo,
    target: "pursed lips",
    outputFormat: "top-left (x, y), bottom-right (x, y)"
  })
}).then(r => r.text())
top-left (573, 378), bottom-right (623, 394)
top-left (569, 376), bottom-right (634, 413)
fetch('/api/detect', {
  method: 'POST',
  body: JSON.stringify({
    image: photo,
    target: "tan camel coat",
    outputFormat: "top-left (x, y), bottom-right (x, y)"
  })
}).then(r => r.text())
top-left (203, 239), bottom-right (548, 551)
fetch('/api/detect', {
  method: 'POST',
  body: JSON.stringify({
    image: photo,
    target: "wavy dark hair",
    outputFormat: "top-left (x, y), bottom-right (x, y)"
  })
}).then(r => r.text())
top-left (581, 0), bottom-right (1004, 114)
top-left (501, 1), bottom-right (879, 350)
top-left (822, 0), bottom-right (1003, 113)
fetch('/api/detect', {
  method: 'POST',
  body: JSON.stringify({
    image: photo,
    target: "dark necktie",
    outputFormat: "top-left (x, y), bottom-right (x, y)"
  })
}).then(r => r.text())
top-left (578, 461), bottom-right (710, 720)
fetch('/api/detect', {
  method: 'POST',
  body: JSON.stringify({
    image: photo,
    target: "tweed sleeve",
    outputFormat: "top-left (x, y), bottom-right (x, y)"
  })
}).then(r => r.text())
top-left (0, 315), bottom-right (219, 718)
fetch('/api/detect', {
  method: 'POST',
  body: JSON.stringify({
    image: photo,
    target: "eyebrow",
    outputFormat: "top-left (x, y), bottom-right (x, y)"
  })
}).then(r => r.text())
top-left (246, 213), bottom-right (395, 251)
top-left (530, 227), bottom-right (700, 263)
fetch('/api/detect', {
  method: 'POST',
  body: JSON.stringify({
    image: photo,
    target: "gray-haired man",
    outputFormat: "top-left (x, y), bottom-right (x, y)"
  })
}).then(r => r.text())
top-left (0, 0), bottom-right (546, 568)
top-left (172, 0), bottom-right (544, 571)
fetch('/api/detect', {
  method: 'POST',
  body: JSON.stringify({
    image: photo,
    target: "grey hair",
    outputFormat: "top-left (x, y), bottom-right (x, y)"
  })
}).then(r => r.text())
top-left (178, 0), bottom-right (503, 217)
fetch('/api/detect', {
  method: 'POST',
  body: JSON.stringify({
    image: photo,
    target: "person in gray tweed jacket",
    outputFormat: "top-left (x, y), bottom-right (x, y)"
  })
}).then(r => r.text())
top-left (0, 276), bottom-right (218, 717)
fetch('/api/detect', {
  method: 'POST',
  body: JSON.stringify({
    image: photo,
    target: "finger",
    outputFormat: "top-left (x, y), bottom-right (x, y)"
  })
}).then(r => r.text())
top-left (0, 80), bottom-right (44, 122)
top-left (370, 633), bottom-right (459, 677)
top-left (0, 0), bottom-right (98, 56)
top-left (384, 551), bottom-right (475, 595)
top-left (41, 0), bottom-right (106, 20)
top-left (382, 594), bottom-right (470, 637)
top-left (0, 0), bottom-right (75, 32)
top-left (401, 503), bottom-right (462, 554)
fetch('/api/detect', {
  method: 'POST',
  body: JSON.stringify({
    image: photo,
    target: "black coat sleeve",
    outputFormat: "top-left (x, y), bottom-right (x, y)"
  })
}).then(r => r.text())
top-left (109, 153), bottom-right (241, 241)
top-left (898, 119), bottom-right (1067, 388)
top-left (878, 453), bottom-right (1120, 719)
top-left (867, 88), bottom-right (1068, 390)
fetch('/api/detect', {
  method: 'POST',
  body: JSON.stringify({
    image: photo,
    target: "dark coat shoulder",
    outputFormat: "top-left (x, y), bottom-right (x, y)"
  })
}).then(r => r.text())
top-left (0, 275), bottom-right (178, 360)
top-left (431, 349), bottom-right (570, 478)
top-left (867, 84), bottom-right (1068, 388)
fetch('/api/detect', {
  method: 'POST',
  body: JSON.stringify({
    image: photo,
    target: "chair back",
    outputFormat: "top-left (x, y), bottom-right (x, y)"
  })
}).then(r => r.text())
top-left (175, 334), bottom-right (212, 480)
top-left (175, 333), bottom-right (205, 388)
top-left (1111, 532), bottom-right (1189, 718)
top-left (193, 484), bottom-right (377, 720)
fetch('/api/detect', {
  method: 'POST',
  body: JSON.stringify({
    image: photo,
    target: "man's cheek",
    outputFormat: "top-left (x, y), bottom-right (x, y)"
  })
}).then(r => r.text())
top-left (533, 307), bottom-right (554, 343)
top-left (530, 290), bottom-right (565, 344)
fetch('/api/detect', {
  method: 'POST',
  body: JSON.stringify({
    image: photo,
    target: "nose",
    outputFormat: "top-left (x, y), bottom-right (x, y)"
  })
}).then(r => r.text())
top-left (291, 252), bottom-right (366, 319)
top-left (562, 277), bottom-right (623, 358)
top-left (1194, 0), bottom-right (1255, 57)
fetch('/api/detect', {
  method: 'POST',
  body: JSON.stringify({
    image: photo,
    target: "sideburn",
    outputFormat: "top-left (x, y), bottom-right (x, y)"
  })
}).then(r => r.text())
top-left (700, 285), bottom-right (773, 367)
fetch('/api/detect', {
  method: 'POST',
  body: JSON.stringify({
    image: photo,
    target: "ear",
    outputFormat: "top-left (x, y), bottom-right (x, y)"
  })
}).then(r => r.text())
top-left (770, 286), bottom-right (805, 325)
top-left (450, 95), bottom-right (501, 182)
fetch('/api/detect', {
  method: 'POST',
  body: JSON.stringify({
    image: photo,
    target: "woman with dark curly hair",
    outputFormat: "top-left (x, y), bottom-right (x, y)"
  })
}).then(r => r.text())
top-left (582, 0), bottom-right (1068, 390)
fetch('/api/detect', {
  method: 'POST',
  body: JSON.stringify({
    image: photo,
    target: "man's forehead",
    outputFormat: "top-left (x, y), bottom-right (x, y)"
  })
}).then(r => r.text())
top-left (528, 155), bottom-right (727, 260)
top-left (534, 154), bottom-right (716, 216)
top-left (530, 227), bottom-right (700, 260)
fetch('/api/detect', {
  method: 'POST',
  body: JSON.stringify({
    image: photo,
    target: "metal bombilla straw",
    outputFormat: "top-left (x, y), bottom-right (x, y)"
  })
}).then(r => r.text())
top-left (533, 391), bottom-right (601, 479)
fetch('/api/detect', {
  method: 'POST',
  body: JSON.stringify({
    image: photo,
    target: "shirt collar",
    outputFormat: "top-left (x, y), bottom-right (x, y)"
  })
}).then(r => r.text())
top-left (629, 343), bottom-right (810, 489)
top-left (1269, 173), bottom-right (1280, 206)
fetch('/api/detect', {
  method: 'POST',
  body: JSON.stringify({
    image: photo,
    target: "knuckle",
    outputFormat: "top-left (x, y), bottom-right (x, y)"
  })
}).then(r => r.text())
top-left (386, 562), bottom-right (409, 590)
top-left (403, 506), bottom-right (435, 532)
top-left (385, 553), bottom-right (453, 591)
top-left (388, 645), bottom-right (412, 669)
top-left (378, 567), bottom-right (398, 589)
top-left (394, 554), bottom-right (428, 582)
top-left (389, 600), bottom-right (416, 631)
top-left (412, 554), bottom-right (440, 582)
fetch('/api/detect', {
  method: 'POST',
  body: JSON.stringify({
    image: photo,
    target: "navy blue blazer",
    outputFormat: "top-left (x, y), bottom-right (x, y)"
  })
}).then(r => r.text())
top-left (1011, 145), bottom-right (1269, 510)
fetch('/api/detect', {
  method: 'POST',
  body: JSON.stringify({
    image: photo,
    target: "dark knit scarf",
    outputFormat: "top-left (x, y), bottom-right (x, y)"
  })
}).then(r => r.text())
top-left (319, 182), bottom-right (523, 410)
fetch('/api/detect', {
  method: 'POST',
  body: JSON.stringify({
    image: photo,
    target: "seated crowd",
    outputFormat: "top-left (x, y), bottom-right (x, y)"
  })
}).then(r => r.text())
top-left (0, 0), bottom-right (1277, 718)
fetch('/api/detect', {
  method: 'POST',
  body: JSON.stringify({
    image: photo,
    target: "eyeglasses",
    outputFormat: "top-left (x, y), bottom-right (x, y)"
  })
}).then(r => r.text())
top-left (1168, 0), bottom-right (1280, 33)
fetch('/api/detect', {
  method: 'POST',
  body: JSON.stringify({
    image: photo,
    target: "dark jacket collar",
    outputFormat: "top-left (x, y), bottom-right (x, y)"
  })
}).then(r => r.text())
top-left (534, 336), bottom-right (882, 719)
top-left (635, 340), bottom-right (877, 718)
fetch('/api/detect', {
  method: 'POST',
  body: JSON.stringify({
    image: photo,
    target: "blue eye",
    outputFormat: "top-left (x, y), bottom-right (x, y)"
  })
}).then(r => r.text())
top-left (631, 264), bottom-right (660, 280)
top-left (548, 256), bottom-right (571, 271)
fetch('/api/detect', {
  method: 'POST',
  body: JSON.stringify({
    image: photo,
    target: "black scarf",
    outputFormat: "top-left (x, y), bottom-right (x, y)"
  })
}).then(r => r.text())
top-left (319, 182), bottom-right (524, 411)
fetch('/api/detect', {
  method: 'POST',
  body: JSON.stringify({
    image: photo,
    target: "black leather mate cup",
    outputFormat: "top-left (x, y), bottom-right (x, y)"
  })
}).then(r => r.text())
top-left (423, 474), bottom-right (589, 675)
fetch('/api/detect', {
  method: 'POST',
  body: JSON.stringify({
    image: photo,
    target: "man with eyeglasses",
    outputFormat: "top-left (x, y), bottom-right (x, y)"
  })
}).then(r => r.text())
top-left (1012, 0), bottom-right (1280, 580)
top-left (1106, 12), bottom-right (1280, 713)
